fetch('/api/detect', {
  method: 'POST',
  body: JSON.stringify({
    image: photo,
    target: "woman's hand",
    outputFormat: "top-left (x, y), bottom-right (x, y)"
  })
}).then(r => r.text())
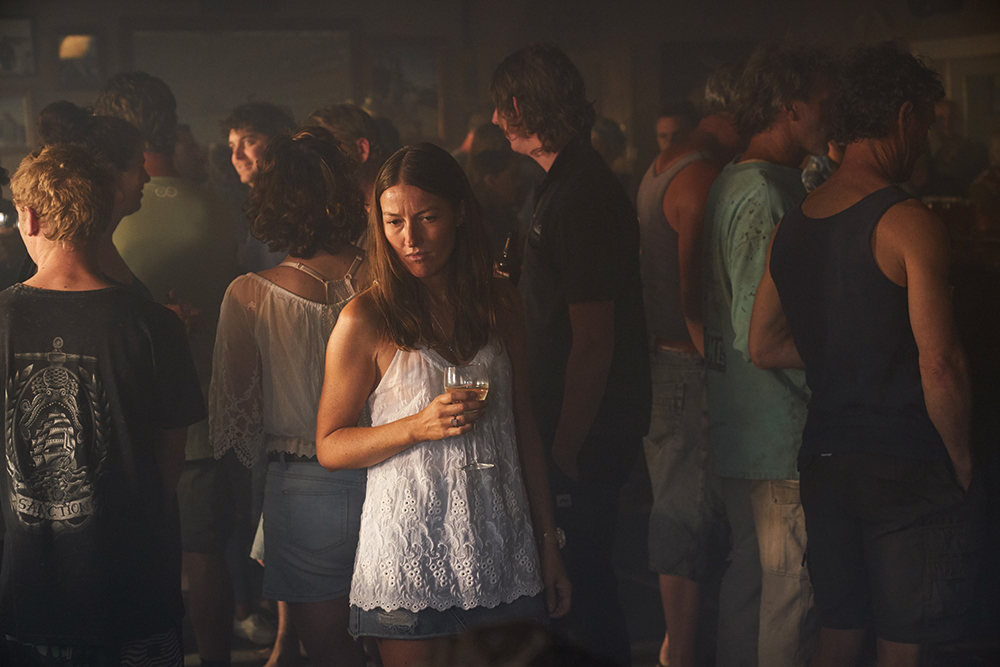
top-left (410, 390), bottom-right (485, 442)
top-left (540, 540), bottom-right (571, 618)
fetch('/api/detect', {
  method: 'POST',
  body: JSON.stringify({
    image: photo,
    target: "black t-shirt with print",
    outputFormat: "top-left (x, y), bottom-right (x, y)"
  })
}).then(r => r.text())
top-left (0, 284), bottom-right (205, 643)
top-left (520, 138), bottom-right (652, 486)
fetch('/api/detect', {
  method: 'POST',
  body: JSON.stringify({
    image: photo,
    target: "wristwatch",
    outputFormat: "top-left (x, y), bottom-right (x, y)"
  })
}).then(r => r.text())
top-left (541, 527), bottom-right (567, 550)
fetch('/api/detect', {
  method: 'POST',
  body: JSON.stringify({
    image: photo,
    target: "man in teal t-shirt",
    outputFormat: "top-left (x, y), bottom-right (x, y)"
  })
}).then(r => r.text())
top-left (701, 45), bottom-right (835, 667)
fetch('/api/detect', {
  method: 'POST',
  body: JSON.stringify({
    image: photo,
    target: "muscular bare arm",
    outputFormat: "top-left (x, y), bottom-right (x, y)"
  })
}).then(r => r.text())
top-left (664, 160), bottom-right (719, 356)
top-left (878, 202), bottom-right (972, 488)
top-left (315, 293), bottom-right (482, 471)
top-left (549, 301), bottom-right (615, 480)
top-left (749, 222), bottom-right (805, 370)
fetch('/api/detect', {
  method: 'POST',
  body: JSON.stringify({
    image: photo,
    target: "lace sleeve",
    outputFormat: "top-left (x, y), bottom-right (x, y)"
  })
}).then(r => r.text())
top-left (209, 277), bottom-right (264, 467)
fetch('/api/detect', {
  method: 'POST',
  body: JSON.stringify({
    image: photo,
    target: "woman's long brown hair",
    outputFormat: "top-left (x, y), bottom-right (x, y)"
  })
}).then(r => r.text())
top-left (368, 143), bottom-right (514, 361)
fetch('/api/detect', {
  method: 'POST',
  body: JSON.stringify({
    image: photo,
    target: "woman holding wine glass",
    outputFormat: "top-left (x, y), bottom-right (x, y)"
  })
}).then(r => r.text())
top-left (316, 143), bottom-right (571, 667)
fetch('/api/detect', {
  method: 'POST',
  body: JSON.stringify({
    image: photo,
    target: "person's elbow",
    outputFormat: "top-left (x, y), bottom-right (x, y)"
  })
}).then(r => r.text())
top-left (315, 431), bottom-right (346, 472)
top-left (748, 328), bottom-right (776, 369)
top-left (919, 347), bottom-right (968, 387)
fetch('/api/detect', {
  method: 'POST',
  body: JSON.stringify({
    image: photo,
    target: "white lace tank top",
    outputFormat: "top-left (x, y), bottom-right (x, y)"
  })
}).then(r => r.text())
top-left (349, 340), bottom-right (544, 612)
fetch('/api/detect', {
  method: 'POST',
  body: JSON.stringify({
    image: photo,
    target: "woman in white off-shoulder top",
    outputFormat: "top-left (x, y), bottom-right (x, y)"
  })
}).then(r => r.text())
top-left (209, 127), bottom-right (368, 666)
top-left (316, 143), bottom-right (571, 667)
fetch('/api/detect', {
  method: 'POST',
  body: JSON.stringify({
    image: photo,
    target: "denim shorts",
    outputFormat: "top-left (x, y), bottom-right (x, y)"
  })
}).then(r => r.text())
top-left (643, 349), bottom-right (724, 581)
top-left (349, 594), bottom-right (547, 639)
top-left (800, 452), bottom-right (979, 644)
top-left (262, 460), bottom-right (366, 602)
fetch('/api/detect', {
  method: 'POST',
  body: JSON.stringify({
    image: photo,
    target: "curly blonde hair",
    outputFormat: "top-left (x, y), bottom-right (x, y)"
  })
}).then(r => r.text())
top-left (10, 144), bottom-right (115, 247)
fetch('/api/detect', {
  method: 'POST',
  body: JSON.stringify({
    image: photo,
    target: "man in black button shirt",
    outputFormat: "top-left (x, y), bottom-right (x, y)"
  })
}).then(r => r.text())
top-left (491, 43), bottom-right (651, 666)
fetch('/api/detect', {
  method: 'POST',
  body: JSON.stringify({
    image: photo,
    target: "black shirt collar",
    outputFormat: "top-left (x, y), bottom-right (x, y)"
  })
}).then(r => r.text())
top-left (536, 136), bottom-right (592, 202)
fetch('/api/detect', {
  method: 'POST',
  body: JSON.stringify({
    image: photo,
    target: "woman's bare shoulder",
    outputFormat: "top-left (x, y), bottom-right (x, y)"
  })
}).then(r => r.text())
top-left (331, 289), bottom-right (399, 378)
top-left (337, 289), bottom-right (382, 334)
top-left (224, 272), bottom-right (265, 305)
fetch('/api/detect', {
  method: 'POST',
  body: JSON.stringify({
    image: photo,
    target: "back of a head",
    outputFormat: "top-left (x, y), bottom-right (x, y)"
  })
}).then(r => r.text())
top-left (702, 65), bottom-right (742, 116)
top-left (468, 149), bottom-right (517, 191)
top-left (10, 144), bottom-right (116, 247)
top-left (221, 101), bottom-right (296, 140)
top-left (469, 123), bottom-right (509, 160)
top-left (94, 71), bottom-right (178, 154)
top-left (658, 102), bottom-right (699, 129)
top-left (490, 43), bottom-right (595, 153)
top-left (735, 43), bottom-right (836, 138)
top-left (834, 42), bottom-right (944, 145)
top-left (36, 101), bottom-right (90, 147)
top-left (306, 103), bottom-right (386, 179)
top-left (248, 126), bottom-right (366, 257)
top-left (34, 102), bottom-right (142, 174)
top-left (372, 116), bottom-right (401, 157)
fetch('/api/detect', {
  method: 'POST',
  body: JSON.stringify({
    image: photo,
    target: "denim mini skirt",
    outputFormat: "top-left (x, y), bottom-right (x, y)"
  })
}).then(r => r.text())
top-left (262, 460), bottom-right (366, 602)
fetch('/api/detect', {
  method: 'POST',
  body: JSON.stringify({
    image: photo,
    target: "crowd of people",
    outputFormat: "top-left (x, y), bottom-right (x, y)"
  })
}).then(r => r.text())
top-left (0, 37), bottom-right (989, 667)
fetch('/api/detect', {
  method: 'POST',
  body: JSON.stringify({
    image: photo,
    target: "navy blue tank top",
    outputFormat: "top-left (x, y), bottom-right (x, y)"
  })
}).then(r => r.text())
top-left (770, 185), bottom-right (947, 462)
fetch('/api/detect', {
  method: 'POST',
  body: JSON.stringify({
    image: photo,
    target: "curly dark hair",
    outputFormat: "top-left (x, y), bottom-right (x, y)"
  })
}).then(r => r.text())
top-left (94, 72), bottom-right (177, 154)
top-left (735, 43), bottom-right (837, 137)
top-left (490, 43), bottom-right (595, 153)
top-left (220, 101), bottom-right (296, 139)
top-left (247, 126), bottom-right (366, 258)
top-left (833, 42), bottom-right (944, 145)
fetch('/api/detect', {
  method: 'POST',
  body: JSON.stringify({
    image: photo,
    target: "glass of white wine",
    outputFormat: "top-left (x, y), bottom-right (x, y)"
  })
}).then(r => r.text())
top-left (444, 364), bottom-right (494, 470)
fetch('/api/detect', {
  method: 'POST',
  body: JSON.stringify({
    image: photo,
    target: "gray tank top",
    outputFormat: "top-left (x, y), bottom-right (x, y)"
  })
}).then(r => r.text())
top-left (636, 150), bottom-right (712, 342)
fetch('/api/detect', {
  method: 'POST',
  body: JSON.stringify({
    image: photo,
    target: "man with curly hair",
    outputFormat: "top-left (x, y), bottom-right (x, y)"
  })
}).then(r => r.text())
top-left (1, 144), bottom-right (204, 666)
top-left (701, 43), bottom-right (836, 667)
top-left (491, 43), bottom-right (651, 666)
top-left (96, 72), bottom-right (239, 667)
top-left (750, 42), bottom-right (976, 667)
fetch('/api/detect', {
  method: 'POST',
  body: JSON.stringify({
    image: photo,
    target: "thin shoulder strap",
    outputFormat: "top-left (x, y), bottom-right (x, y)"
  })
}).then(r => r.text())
top-left (279, 261), bottom-right (337, 304)
top-left (344, 252), bottom-right (364, 281)
top-left (280, 257), bottom-right (363, 305)
top-left (279, 261), bottom-right (330, 284)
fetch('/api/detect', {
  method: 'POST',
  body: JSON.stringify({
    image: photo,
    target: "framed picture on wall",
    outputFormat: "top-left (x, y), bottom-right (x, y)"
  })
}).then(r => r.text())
top-left (0, 94), bottom-right (31, 150)
top-left (0, 19), bottom-right (36, 76)
top-left (55, 32), bottom-right (103, 90)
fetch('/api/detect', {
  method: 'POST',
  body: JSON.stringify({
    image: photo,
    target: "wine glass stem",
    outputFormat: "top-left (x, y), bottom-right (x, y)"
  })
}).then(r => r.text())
top-left (465, 424), bottom-right (478, 466)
